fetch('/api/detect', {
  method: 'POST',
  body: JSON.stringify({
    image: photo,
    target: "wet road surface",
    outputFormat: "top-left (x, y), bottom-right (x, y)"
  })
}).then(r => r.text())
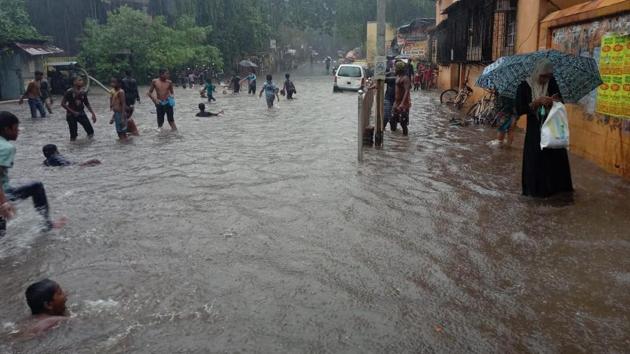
top-left (1, 74), bottom-right (629, 353)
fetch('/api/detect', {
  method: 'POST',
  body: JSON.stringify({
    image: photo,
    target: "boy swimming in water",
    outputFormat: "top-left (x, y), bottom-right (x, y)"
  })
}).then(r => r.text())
top-left (109, 77), bottom-right (128, 140)
top-left (42, 144), bottom-right (101, 167)
top-left (195, 103), bottom-right (224, 117)
top-left (259, 74), bottom-right (280, 108)
top-left (0, 112), bottom-right (65, 237)
top-left (24, 279), bottom-right (69, 336)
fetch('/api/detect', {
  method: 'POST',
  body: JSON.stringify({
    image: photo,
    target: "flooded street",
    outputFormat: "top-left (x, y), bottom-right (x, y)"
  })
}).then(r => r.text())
top-left (1, 73), bottom-right (629, 353)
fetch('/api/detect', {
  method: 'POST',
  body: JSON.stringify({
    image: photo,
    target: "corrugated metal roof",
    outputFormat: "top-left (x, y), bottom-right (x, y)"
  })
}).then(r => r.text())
top-left (46, 61), bottom-right (78, 67)
top-left (14, 42), bottom-right (64, 56)
top-left (397, 18), bottom-right (436, 33)
top-left (431, 19), bottom-right (449, 32)
top-left (441, 0), bottom-right (464, 15)
top-left (541, 0), bottom-right (630, 23)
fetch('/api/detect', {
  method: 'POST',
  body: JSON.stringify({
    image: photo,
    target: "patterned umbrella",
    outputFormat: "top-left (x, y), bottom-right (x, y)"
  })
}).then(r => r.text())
top-left (475, 50), bottom-right (602, 103)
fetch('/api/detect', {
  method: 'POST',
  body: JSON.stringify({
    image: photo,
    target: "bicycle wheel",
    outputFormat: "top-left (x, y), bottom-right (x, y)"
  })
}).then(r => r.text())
top-left (466, 103), bottom-right (480, 121)
top-left (477, 106), bottom-right (488, 125)
top-left (455, 94), bottom-right (469, 110)
top-left (440, 89), bottom-right (458, 104)
top-left (489, 110), bottom-right (500, 127)
top-left (481, 107), bottom-right (495, 126)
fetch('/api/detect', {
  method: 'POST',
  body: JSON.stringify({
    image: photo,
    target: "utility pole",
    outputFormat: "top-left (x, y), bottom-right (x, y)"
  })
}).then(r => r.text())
top-left (374, 0), bottom-right (386, 148)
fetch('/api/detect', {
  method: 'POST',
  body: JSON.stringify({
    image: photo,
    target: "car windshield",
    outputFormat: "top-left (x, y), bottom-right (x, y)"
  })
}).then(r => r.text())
top-left (337, 66), bottom-right (362, 78)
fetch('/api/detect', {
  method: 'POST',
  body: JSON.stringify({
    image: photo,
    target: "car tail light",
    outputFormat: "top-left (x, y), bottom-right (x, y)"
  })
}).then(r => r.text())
top-left (361, 77), bottom-right (365, 86)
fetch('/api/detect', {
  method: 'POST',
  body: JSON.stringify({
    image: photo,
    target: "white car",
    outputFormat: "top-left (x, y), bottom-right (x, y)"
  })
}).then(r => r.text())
top-left (333, 64), bottom-right (366, 92)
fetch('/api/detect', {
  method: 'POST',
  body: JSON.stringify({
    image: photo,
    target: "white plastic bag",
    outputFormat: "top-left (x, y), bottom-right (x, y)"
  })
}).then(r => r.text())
top-left (540, 102), bottom-right (569, 150)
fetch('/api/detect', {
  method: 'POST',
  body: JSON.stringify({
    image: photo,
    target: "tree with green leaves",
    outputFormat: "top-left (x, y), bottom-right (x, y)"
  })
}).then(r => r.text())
top-left (146, 0), bottom-right (434, 64)
top-left (149, 0), bottom-right (271, 70)
top-left (24, 0), bottom-right (434, 72)
top-left (78, 6), bottom-right (222, 82)
top-left (0, 0), bottom-right (42, 45)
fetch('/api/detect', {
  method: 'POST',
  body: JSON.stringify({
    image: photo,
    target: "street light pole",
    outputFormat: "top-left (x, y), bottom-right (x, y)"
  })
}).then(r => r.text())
top-left (374, 0), bottom-right (386, 148)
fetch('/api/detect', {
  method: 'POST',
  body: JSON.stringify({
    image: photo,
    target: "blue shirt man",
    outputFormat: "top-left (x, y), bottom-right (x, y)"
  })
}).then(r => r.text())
top-left (0, 135), bottom-right (16, 192)
top-left (259, 74), bottom-right (279, 108)
top-left (242, 72), bottom-right (257, 95)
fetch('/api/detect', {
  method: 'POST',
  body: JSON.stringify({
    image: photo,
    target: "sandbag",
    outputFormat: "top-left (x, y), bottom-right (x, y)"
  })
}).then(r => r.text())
top-left (540, 102), bottom-right (569, 150)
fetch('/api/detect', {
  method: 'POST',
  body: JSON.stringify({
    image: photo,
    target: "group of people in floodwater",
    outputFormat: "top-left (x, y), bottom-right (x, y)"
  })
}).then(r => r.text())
top-left (382, 60), bottom-right (423, 136)
top-left (6, 66), bottom-right (299, 229)
top-left (2, 57), bottom-right (572, 338)
top-left (381, 58), bottom-right (572, 198)
top-left (226, 69), bottom-right (297, 107)
top-left (2, 66), bottom-right (300, 336)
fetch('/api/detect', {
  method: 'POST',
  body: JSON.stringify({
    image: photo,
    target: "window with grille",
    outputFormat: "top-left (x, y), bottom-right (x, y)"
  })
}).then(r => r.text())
top-left (466, 1), bottom-right (494, 62)
top-left (505, 10), bottom-right (516, 48)
top-left (493, 0), bottom-right (517, 59)
top-left (467, 9), bottom-right (482, 61)
top-left (436, 0), bottom-right (503, 64)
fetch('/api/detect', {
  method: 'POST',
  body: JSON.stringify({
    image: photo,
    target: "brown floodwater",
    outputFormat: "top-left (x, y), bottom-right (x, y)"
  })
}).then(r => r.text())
top-left (0, 73), bottom-right (629, 353)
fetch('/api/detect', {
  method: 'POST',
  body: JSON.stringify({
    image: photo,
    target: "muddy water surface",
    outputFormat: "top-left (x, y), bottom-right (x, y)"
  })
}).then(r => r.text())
top-left (1, 74), bottom-right (629, 353)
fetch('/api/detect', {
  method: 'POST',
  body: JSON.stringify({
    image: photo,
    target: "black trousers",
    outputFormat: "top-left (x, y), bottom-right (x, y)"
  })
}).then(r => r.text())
top-left (156, 104), bottom-right (175, 127)
top-left (0, 182), bottom-right (52, 237)
top-left (67, 113), bottom-right (94, 140)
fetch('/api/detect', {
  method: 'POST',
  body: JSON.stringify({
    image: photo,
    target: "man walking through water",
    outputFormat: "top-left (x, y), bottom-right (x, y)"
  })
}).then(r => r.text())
top-left (391, 61), bottom-right (411, 136)
top-left (122, 71), bottom-right (140, 109)
top-left (19, 71), bottom-right (46, 118)
top-left (240, 69), bottom-right (257, 95)
top-left (259, 74), bottom-right (280, 108)
top-left (61, 77), bottom-right (97, 141)
top-left (147, 69), bottom-right (177, 131)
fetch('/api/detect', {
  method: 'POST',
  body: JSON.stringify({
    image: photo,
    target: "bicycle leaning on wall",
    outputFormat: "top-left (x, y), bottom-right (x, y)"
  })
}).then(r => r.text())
top-left (439, 79), bottom-right (473, 110)
top-left (465, 89), bottom-right (499, 126)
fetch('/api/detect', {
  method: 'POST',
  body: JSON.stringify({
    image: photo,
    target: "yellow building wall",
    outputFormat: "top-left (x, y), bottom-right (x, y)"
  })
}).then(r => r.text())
top-left (435, 0), bottom-right (546, 103)
top-left (465, 65), bottom-right (487, 104)
top-left (432, 0), bottom-right (630, 178)
top-left (566, 105), bottom-right (630, 177)
top-left (515, 0), bottom-right (544, 53)
top-left (437, 65), bottom-right (453, 91)
top-left (366, 22), bottom-right (396, 65)
top-left (538, 1), bottom-right (630, 179)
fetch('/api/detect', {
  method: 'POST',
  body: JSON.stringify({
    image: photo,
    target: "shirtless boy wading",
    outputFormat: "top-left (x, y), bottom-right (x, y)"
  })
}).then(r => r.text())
top-left (19, 71), bottom-right (46, 118)
top-left (147, 69), bottom-right (177, 131)
top-left (392, 61), bottom-right (412, 136)
top-left (109, 78), bottom-right (128, 140)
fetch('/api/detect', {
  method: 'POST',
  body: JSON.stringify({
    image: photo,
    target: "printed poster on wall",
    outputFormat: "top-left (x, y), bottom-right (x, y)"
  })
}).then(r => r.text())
top-left (550, 12), bottom-right (630, 120)
top-left (596, 34), bottom-right (629, 118)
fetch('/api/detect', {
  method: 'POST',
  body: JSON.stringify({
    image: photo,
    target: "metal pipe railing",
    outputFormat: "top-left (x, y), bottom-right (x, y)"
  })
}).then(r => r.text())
top-left (357, 82), bottom-right (377, 162)
top-left (357, 89), bottom-right (364, 162)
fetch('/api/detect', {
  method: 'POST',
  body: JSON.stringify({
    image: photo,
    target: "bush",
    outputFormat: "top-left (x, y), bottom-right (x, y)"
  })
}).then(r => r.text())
top-left (78, 6), bottom-right (223, 83)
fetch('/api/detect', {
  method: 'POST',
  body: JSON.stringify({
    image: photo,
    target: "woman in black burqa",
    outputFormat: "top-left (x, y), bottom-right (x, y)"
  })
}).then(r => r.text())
top-left (515, 59), bottom-right (573, 198)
